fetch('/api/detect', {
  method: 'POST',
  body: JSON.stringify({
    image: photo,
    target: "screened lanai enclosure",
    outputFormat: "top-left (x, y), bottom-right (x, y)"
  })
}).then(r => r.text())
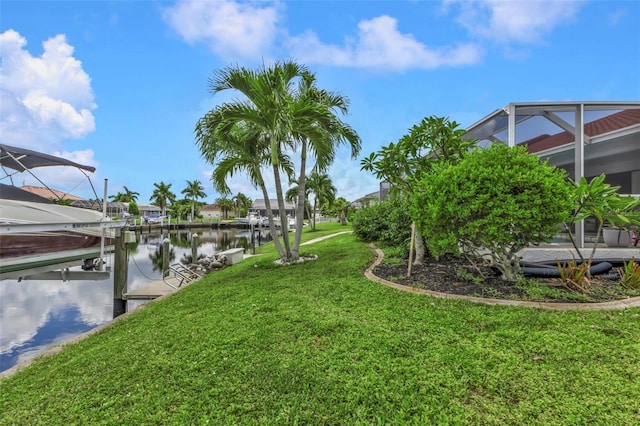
top-left (464, 101), bottom-right (640, 248)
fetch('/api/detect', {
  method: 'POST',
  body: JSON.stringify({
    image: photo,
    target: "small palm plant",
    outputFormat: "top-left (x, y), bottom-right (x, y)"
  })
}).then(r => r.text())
top-left (565, 174), bottom-right (640, 271)
top-left (618, 258), bottom-right (640, 289)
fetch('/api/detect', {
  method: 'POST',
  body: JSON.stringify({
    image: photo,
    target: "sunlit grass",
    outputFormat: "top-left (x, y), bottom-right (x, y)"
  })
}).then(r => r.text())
top-left (1, 226), bottom-right (639, 425)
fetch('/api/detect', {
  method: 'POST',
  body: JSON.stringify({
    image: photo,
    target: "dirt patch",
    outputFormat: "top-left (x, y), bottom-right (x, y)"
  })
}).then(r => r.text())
top-left (373, 254), bottom-right (640, 303)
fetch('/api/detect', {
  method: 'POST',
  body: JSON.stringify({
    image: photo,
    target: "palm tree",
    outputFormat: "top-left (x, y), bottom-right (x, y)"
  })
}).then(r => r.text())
top-left (109, 186), bottom-right (139, 203)
top-left (195, 61), bottom-right (309, 260)
top-left (215, 197), bottom-right (235, 219)
top-left (196, 122), bottom-right (292, 257)
top-left (286, 179), bottom-right (312, 222)
top-left (288, 74), bottom-right (361, 258)
top-left (150, 181), bottom-right (176, 216)
top-left (332, 197), bottom-right (350, 225)
top-left (233, 192), bottom-right (252, 218)
top-left (306, 172), bottom-right (337, 230)
top-left (196, 61), bottom-right (361, 262)
top-left (181, 179), bottom-right (207, 221)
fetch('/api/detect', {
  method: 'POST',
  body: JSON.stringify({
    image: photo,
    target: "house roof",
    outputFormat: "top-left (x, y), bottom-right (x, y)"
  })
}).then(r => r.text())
top-left (523, 109), bottom-right (640, 153)
top-left (464, 101), bottom-right (640, 145)
top-left (19, 185), bottom-right (83, 201)
top-left (201, 204), bottom-right (221, 210)
top-left (252, 199), bottom-right (296, 210)
top-left (1, 183), bottom-right (53, 203)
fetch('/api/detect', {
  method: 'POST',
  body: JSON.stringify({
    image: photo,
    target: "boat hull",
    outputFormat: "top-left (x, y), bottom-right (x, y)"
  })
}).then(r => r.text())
top-left (0, 199), bottom-right (109, 260)
top-left (0, 232), bottom-right (103, 258)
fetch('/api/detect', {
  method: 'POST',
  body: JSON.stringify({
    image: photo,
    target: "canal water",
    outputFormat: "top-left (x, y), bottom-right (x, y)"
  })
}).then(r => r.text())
top-left (0, 227), bottom-right (266, 373)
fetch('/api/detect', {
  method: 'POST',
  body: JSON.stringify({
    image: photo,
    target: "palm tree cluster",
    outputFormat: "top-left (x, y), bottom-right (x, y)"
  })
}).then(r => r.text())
top-left (195, 60), bottom-right (361, 262)
top-left (108, 181), bottom-right (209, 221)
top-left (286, 171), bottom-right (337, 231)
top-left (215, 197), bottom-right (235, 219)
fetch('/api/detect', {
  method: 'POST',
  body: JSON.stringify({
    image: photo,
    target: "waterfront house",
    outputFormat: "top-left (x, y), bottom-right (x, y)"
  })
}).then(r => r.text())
top-left (464, 101), bottom-right (640, 246)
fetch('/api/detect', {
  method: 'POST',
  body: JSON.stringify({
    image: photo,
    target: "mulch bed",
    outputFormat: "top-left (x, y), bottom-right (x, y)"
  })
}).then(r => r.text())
top-left (373, 255), bottom-right (637, 303)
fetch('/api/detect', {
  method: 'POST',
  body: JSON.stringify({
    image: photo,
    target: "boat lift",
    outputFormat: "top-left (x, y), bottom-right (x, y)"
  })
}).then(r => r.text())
top-left (0, 219), bottom-right (127, 281)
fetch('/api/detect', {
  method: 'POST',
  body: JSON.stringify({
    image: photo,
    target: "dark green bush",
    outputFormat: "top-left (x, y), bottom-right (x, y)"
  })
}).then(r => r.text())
top-left (129, 201), bottom-right (140, 216)
top-left (352, 196), bottom-right (412, 255)
top-left (413, 144), bottom-right (573, 281)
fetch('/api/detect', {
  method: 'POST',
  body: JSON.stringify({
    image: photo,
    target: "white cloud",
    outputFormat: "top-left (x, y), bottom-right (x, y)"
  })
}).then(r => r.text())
top-left (162, 0), bottom-right (280, 60)
top-left (327, 149), bottom-right (380, 202)
top-left (163, 1), bottom-right (482, 71)
top-left (607, 8), bottom-right (628, 26)
top-left (287, 15), bottom-right (484, 72)
top-left (443, 0), bottom-right (583, 43)
top-left (0, 29), bottom-right (96, 151)
top-left (0, 29), bottom-right (98, 195)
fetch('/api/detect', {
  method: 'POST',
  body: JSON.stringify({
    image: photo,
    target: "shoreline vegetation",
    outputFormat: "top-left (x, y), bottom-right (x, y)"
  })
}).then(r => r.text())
top-left (1, 223), bottom-right (639, 424)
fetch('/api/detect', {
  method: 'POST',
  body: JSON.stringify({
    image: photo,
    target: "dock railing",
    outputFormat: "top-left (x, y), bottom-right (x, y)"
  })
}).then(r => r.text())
top-left (163, 263), bottom-right (204, 289)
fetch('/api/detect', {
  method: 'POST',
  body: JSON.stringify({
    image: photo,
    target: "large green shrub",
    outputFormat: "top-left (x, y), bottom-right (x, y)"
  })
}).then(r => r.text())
top-left (413, 144), bottom-right (573, 281)
top-left (352, 196), bottom-right (413, 255)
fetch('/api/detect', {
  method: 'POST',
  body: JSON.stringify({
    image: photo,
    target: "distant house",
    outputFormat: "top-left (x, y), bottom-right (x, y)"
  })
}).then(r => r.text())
top-left (349, 190), bottom-right (381, 209)
top-left (105, 201), bottom-right (129, 217)
top-left (21, 185), bottom-right (105, 212)
top-left (251, 199), bottom-right (296, 218)
top-left (137, 204), bottom-right (162, 217)
top-left (200, 204), bottom-right (222, 219)
top-left (20, 185), bottom-right (83, 202)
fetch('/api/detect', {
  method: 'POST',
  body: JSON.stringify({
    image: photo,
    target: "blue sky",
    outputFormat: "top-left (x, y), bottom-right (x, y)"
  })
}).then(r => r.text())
top-left (1, 0), bottom-right (639, 205)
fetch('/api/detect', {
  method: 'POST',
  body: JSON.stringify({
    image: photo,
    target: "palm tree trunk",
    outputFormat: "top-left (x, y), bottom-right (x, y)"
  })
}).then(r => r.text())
top-left (306, 204), bottom-right (312, 225)
top-left (291, 140), bottom-right (307, 261)
top-left (260, 183), bottom-right (286, 258)
top-left (312, 198), bottom-right (317, 230)
top-left (272, 164), bottom-right (291, 260)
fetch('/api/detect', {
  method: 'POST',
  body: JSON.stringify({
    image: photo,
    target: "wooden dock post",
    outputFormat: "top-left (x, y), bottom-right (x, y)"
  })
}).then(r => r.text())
top-left (113, 227), bottom-right (129, 318)
top-left (191, 233), bottom-right (199, 263)
top-left (162, 238), bottom-right (170, 277)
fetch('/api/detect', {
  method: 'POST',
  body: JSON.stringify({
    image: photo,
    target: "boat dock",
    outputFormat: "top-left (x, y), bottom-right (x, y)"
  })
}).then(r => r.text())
top-left (123, 248), bottom-right (248, 301)
top-left (124, 280), bottom-right (185, 300)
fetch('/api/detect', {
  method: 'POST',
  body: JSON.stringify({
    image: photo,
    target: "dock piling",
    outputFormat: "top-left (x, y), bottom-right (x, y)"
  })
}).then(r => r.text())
top-left (162, 238), bottom-right (170, 278)
top-left (113, 227), bottom-right (129, 318)
top-left (191, 233), bottom-right (199, 264)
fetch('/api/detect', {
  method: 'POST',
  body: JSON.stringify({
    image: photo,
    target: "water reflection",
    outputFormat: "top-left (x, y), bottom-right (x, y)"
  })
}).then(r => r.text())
top-left (0, 227), bottom-right (265, 373)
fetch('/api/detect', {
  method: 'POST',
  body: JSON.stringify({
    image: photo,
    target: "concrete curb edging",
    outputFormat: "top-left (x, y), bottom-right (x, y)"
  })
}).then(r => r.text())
top-left (364, 244), bottom-right (640, 311)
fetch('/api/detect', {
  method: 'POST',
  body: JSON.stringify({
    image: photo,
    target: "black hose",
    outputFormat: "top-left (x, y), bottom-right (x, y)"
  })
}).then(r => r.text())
top-left (523, 258), bottom-right (639, 268)
top-left (522, 261), bottom-right (613, 278)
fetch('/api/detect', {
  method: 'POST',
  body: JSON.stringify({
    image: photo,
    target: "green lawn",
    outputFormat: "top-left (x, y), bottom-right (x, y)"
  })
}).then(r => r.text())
top-left (1, 223), bottom-right (639, 425)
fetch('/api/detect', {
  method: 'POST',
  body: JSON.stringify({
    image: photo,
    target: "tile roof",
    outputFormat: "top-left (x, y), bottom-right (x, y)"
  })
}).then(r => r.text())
top-left (19, 185), bottom-right (84, 201)
top-left (523, 109), bottom-right (640, 153)
top-left (201, 204), bottom-right (221, 210)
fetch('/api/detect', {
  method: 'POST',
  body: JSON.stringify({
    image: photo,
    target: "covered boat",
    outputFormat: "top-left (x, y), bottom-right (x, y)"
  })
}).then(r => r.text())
top-left (0, 144), bottom-right (121, 279)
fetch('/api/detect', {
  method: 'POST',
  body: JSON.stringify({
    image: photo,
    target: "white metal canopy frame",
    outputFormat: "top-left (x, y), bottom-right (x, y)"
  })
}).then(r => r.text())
top-left (0, 142), bottom-right (101, 206)
top-left (0, 144), bottom-right (125, 280)
top-left (463, 101), bottom-right (640, 248)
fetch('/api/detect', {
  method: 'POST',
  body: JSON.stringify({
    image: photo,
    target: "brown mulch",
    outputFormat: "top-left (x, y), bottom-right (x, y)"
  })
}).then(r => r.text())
top-left (373, 255), bottom-right (636, 303)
